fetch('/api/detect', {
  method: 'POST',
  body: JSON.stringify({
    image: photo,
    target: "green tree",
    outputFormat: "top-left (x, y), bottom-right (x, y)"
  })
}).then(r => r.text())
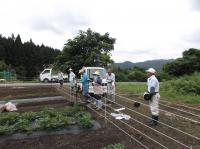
top-left (127, 66), bottom-right (146, 82)
top-left (57, 28), bottom-right (115, 73)
top-left (0, 61), bottom-right (8, 71)
top-left (0, 45), bottom-right (6, 61)
top-left (0, 34), bottom-right (61, 79)
top-left (163, 48), bottom-right (200, 76)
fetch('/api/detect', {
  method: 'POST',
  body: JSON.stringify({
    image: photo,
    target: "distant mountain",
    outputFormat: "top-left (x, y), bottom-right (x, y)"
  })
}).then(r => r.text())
top-left (115, 59), bottom-right (173, 71)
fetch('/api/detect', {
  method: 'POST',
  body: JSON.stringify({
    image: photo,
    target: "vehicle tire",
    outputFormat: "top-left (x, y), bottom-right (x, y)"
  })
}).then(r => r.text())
top-left (43, 79), bottom-right (49, 83)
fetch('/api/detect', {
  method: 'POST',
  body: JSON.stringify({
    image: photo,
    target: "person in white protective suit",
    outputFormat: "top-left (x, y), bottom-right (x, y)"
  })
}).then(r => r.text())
top-left (69, 68), bottom-right (76, 89)
top-left (106, 69), bottom-right (116, 102)
top-left (92, 70), bottom-right (103, 110)
top-left (146, 68), bottom-right (160, 126)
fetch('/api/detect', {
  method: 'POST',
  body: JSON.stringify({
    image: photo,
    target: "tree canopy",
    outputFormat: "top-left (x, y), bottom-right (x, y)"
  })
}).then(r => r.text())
top-left (163, 48), bottom-right (200, 76)
top-left (0, 34), bottom-right (60, 79)
top-left (56, 29), bottom-right (116, 73)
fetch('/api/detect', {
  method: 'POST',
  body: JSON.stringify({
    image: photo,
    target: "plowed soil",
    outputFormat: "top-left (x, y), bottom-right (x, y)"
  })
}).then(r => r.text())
top-left (0, 85), bottom-right (200, 149)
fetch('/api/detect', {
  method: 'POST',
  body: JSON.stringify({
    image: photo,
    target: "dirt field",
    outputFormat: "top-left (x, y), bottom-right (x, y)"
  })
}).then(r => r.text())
top-left (0, 85), bottom-right (61, 100)
top-left (0, 85), bottom-right (200, 149)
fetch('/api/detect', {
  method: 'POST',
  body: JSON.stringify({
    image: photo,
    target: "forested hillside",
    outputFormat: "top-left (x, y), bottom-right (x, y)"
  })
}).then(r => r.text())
top-left (0, 34), bottom-right (60, 78)
top-left (115, 59), bottom-right (172, 71)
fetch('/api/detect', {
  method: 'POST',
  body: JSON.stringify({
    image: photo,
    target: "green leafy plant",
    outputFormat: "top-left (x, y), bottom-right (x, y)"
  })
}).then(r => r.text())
top-left (0, 105), bottom-right (93, 135)
top-left (102, 143), bottom-right (125, 149)
top-left (75, 112), bottom-right (93, 128)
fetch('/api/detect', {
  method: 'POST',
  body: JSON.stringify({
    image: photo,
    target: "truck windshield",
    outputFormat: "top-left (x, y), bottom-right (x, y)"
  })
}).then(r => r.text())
top-left (87, 69), bottom-right (106, 79)
top-left (42, 70), bottom-right (50, 74)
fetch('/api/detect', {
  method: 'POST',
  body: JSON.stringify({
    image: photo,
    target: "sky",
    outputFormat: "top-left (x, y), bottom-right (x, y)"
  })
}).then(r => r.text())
top-left (0, 0), bottom-right (200, 63)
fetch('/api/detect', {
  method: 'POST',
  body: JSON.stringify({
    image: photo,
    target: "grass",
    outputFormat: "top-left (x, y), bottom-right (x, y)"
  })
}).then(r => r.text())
top-left (0, 104), bottom-right (93, 135)
top-left (102, 143), bottom-right (125, 149)
top-left (117, 82), bottom-right (200, 105)
top-left (116, 82), bottom-right (146, 94)
top-left (2, 95), bottom-right (13, 100)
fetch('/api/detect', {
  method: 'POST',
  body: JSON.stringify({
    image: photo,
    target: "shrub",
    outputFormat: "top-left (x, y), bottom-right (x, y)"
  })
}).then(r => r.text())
top-left (161, 72), bottom-right (200, 95)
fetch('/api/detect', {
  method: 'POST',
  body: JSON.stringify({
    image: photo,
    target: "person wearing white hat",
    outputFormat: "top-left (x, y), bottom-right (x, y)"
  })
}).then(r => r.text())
top-left (69, 68), bottom-right (76, 89)
top-left (146, 68), bottom-right (160, 126)
top-left (106, 68), bottom-right (116, 102)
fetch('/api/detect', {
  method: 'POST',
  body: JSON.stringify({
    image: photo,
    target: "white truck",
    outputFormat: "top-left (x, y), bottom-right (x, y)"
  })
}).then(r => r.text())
top-left (77, 67), bottom-right (108, 95)
top-left (39, 68), bottom-right (68, 83)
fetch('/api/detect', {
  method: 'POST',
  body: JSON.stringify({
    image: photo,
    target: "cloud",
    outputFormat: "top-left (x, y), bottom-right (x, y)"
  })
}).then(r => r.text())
top-left (2, 0), bottom-right (200, 62)
top-left (183, 29), bottom-right (200, 43)
top-left (190, 0), bottom-right (200, 11)
top-left (27, 12), bottom-right (90, 35)
top-left (114, 49), bottom-right (153, 55)
top-left (111, 49), bottom-right (161, 63)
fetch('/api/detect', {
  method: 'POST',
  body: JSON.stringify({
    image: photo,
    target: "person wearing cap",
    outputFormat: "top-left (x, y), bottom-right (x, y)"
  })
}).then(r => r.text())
top-left (106, 68), bottom-right (116, 102)
top-left (79, 67), bottom-right (89, 101)
top-left (69, 68), bottom-right (76, 89)
top-left (146, 68), bottom-right (160, 126)
top-left (92, 70), bottom-right (103, 110)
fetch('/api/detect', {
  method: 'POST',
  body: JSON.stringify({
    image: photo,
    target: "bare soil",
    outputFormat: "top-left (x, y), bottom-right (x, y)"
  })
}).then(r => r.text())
top-left (0, 86), bottom-right (61, 100)
top-left (0, 86), bottom-right (200, 149)
top-left (0, 102), bottom-right (142, 149)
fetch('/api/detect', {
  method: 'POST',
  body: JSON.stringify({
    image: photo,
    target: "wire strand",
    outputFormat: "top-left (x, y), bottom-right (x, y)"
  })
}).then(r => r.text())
top-left (116, 93), bottom-right (200, 124)
top-left (113, 94), bottom-right (200, 141)
top-left (107, 104), bottom-right (190, 149)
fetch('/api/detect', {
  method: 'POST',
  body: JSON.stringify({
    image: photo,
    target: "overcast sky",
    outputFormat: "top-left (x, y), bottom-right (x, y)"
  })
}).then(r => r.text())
top-left (0, 0), bottom-right (200, 62)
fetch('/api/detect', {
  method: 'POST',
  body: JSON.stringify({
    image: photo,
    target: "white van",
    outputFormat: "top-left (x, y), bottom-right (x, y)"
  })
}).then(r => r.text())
top-left (39, 68), bottom-right (68, 83)
top-left (77, 67), bottom-right (107, 95)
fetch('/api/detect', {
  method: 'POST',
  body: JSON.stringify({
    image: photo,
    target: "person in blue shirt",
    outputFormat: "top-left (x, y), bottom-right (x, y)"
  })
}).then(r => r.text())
top-left (79, 67), bottom-right (89, 101)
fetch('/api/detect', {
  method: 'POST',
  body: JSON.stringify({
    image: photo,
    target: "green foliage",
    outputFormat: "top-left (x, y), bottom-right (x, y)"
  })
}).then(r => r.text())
top-left (56, 28), bottom-right (115, 74)
top-left (115, 59), bottom-right (171, 71)
top-left (117, 77), bottom-right (200, 105)
top-left (0, 105), bottom-right (93, 135)
top-left (163, 48), bottom-right (200, 76)
top-left (127, 70), bottom-right (146, 82)
top-left (0, 112), bottom-right (19, 125)
top-left (161, 72), bottom-right (200, 96)
top-left (0, 61), bottom-right (8, 71)
top-left (75, 112), bottom-right (93, 128)
top-left (102, 143), bottom-right (125, 149)
top-left (0, 125), bottom-right (16, 135)
top-left (112, 66), bottom-right (147, 82)
top-left (0, 34), bottom-right (61, 78)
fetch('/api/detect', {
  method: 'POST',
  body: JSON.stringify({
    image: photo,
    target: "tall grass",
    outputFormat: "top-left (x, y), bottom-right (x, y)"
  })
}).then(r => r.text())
top-left (160, 72), bottom-right (200, 105)
top-left (117, 73), bottom-right (200, 105)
